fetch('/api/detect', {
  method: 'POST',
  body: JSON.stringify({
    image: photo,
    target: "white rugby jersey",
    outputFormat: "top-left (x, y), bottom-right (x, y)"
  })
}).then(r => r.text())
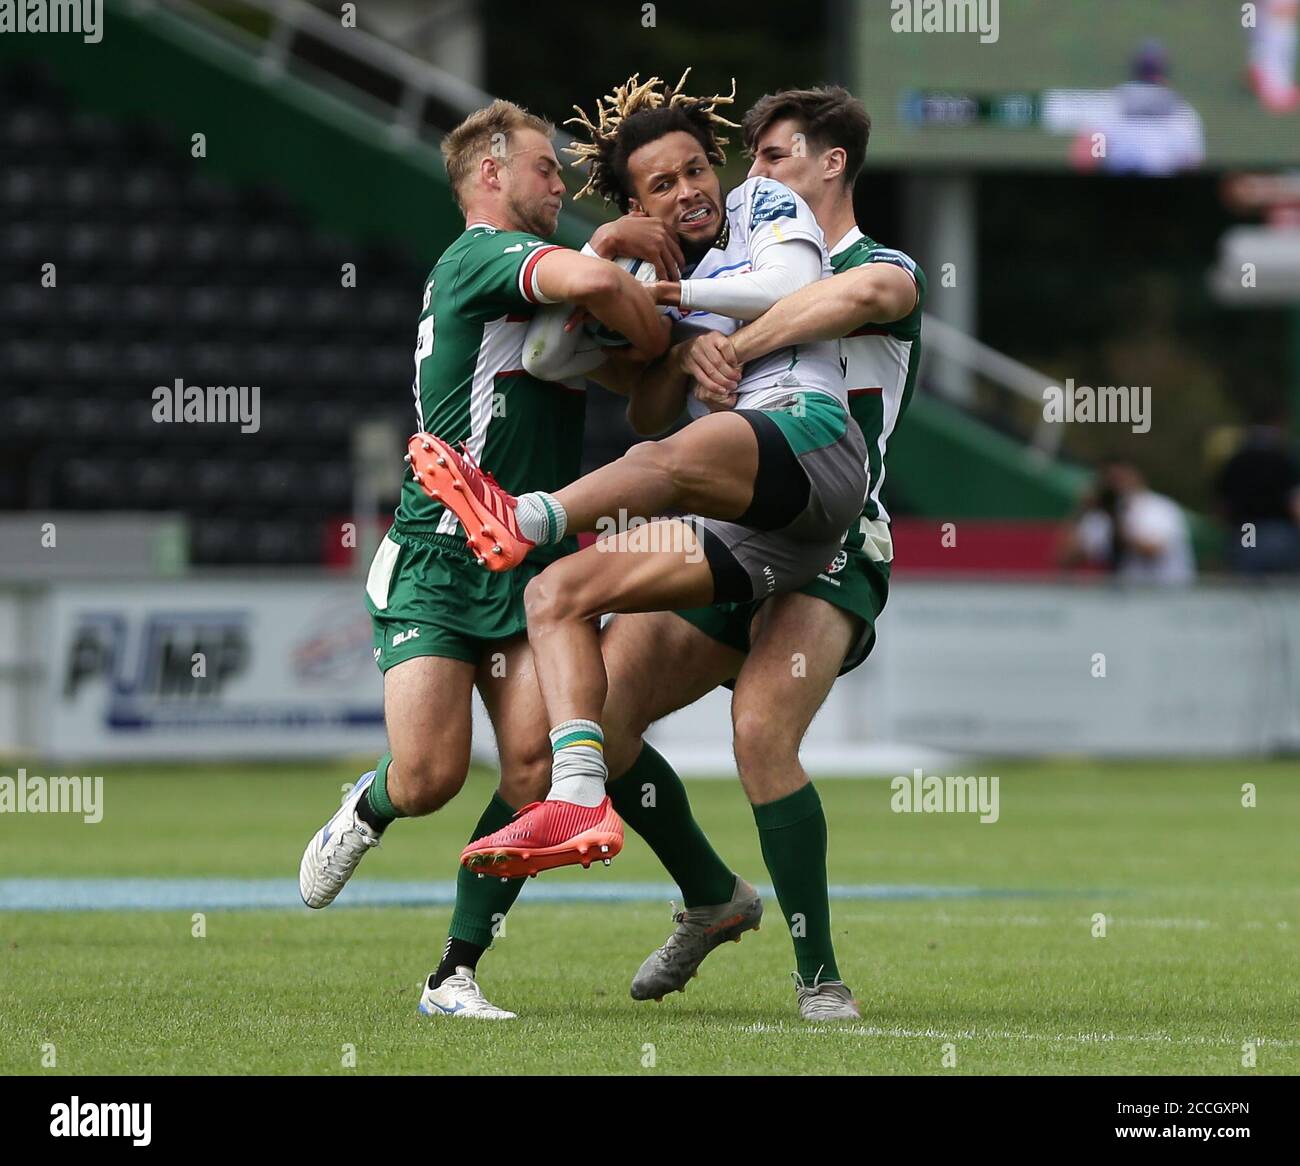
top-left (673, 177), bottom-right (845, 417)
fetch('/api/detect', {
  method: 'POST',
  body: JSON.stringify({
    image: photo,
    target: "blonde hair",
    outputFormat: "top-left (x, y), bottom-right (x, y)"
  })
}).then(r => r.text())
top-left (442, 99), bottom-right (554, 211)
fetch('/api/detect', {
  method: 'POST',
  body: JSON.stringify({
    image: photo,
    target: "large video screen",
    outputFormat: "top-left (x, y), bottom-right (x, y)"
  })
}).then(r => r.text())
top-left (854, 0), bottom-right (1300, 171)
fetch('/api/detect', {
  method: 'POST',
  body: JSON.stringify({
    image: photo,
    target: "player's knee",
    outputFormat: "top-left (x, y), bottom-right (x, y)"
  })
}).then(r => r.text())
top-left (622, 439), bottom-right (679, 488)
top-left (496, 747), bottom-right (551, 808)
top-left (524, 569), bottom-right (582, 627)
top-left (387, 754), bottom-right (466, 816)
top-left (732, 706), bottom-right (800, 778)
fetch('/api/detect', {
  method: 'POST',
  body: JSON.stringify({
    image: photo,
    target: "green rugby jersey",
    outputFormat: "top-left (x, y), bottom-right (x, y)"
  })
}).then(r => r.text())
top-left (393, 224), bottom-right (585, 562)
top-left (830, 226), bottom-right (925, 561)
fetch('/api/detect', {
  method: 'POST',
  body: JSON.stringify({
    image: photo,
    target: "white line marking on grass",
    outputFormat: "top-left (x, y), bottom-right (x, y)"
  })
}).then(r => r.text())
top-left (836, 910), bottom-right (1294, 931)
top-left (0, 879), bottom-right (1089, 912)
top-left (737, 1022), bottom-right (1300, 1049)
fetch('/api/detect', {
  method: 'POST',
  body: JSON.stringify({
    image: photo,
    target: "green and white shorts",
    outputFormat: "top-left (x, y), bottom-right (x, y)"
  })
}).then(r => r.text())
top-left (675, 549), bottom-right (890, 677)
top-left (365, 526), bottom-right (561, 670)
top-left (691, 390), bottom-right (869, 603)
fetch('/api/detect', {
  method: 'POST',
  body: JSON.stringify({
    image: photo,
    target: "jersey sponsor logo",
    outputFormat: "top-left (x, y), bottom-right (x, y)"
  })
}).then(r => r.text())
top-left (750, 181), bottom-right (797, 227)
top-left (392, 627), bottom-right (421, 647)
top-left (869, 248), bottom-right (917, 274)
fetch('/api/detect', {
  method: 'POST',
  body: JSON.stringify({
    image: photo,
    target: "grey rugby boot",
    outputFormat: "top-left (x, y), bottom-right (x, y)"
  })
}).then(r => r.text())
top-left (794, 969), bottom-right (861, 1021)
top-left (630, 876), bottom-right (763, 1001)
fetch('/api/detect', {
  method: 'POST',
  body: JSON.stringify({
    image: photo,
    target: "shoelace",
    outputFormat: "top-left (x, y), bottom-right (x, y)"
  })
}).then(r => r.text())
top-left (321, 823), bottom-right (377, 879)
top-left (445, 974), bottom-right (505, 1013)
top-left (447, 974), bottom-right (484, 999)
top-left (791, 965), bottom-right (829, 993)
top-left (655, 900), bottom-right (706, 964)
top-left (456, 442), bottom-right (504, 493)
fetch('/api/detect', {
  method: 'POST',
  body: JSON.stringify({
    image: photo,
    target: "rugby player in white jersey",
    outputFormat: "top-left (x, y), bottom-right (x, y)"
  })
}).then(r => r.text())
top-left (408, 74), bottom-right (871, 890)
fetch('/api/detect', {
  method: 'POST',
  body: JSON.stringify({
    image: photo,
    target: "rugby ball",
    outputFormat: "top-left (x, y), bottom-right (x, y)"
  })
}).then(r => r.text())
top-left (584, 255), bottom-right (662, 347)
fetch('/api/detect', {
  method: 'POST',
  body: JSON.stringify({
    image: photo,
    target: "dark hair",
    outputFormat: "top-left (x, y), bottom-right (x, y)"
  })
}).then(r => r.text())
top-left (742, 86), bottom-right (871, 188)
top-left (601, 107), bottom-right (718, 211)
top-left (566, 71), bottom-right (737, 211)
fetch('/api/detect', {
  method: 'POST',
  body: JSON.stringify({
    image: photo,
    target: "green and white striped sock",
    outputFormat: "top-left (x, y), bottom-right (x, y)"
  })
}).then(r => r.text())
top-left (515, 491), bottom-right (568, 546)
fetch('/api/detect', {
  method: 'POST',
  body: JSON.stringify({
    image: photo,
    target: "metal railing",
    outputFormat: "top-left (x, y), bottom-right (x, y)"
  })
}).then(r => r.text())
top-left (151, 0), bottom-right (579, 152)
top-left (920, 312), bottom-right (1064, 455)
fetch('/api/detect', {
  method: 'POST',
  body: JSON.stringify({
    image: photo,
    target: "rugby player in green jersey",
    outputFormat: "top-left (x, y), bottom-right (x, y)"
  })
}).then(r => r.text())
top-left (297, 99), bottom-right (682, 1018)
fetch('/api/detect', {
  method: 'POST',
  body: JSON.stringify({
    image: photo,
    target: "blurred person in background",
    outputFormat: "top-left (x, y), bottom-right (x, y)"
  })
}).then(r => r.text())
top-left (1216, 413), bottom-right (1300, 574)
top-left (1058, 460), bottom-right (1195, 584)
top-left (1248, 0), bottom-right (1299, 114)
top-left (1071, 39), bottom-right (1205, 176)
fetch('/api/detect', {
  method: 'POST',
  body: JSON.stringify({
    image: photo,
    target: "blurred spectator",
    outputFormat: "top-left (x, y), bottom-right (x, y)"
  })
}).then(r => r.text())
top-left (1059, 461), bottom-right (1195, 584)
top-left (1072, 40), bottom-right (1205, 176)
top-left (1216, 419), bottom-right (1300, 574)
top-left (1247, 0), bottom-right (1299, 114)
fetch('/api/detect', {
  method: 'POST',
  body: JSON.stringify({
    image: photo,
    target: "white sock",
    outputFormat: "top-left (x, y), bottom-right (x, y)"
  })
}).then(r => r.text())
top-left (546, 719), bottom-right (607, 806)
top-left (515, 491), bottom-right (568, 546)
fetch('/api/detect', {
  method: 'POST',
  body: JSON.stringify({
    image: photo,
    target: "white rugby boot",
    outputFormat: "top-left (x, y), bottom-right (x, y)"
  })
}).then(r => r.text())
top-left (298, 770), bottom-right (382, 909)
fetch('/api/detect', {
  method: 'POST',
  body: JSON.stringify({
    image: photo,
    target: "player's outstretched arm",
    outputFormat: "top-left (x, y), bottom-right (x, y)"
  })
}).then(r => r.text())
top-left (731, 263), bottom-right (918, 363)
top-left (533, 250), bottom-right (669, 362)
top-left (653, 238), bottom-right (824, 322)
top-left (679, 263), bottom-right (919, 402)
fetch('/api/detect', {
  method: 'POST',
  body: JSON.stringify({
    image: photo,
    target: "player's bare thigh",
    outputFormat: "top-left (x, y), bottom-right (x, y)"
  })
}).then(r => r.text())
top-left (599, 609), bottom-right (744, 777)
top-left (552, 411), bottom-right (760, 528)
top-left (382, 654), bottom-right (476, 815)
top-left (525, 518), bottom-right (716, 628)
top-left (474, 634), bottom-right (552, 809)
top-left (730, 592), bottom-right (862, 804)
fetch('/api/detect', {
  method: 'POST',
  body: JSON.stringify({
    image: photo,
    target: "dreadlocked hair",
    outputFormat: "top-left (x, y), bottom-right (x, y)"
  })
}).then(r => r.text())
top-left (565, 69), bottom-right (739, 211)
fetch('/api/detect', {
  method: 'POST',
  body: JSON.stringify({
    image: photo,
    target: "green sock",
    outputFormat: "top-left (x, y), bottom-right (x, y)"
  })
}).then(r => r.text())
top-left (363, 753), bottom-right (407, 823)
top-left (448, 793), bottom-right (527, 948)
top-left (608, 743), bottom-right (735, 908)
top-left (752, 783), bottom-right (840, 982)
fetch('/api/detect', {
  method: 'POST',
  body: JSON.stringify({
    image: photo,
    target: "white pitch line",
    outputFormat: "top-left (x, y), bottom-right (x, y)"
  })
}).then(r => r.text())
top-left (735, 1022), bottom-right (1300, 1049)
top-left (834, 910), bottom-right (1294, 931)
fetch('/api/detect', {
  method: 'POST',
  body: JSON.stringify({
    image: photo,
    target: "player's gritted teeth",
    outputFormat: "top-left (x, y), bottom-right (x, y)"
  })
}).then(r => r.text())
top-left (677, 201), bottom-right (716, 234)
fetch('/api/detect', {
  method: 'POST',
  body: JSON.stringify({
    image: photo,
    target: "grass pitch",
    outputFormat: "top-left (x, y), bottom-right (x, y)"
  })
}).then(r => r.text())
top-left (2, 759), bottom-right (1297, 1075)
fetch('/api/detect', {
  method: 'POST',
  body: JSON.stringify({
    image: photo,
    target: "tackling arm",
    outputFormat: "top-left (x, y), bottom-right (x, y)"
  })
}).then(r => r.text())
top-left (729, 262), bottom-right (919, 364)
top-left (532, 249), bottom-right (669, 361)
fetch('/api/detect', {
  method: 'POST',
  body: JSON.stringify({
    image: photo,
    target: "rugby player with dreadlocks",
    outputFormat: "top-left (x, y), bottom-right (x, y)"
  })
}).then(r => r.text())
top-left (409, 73), bottom-right (871, 897)
top-left (431, 83), bottom-right (917, 1023)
